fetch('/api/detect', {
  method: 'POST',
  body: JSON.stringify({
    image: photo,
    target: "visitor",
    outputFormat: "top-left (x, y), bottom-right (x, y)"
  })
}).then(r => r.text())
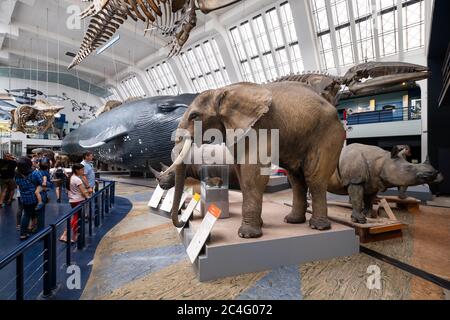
top-left (34, 162), bottom-right (52, 210)
top-left (81, 151), bottom-right (96, 195)
top-left (16, 188), bottom-right (22, 230)
top-left (15, 157), bottom-right (47, 240)
top-left (31, 154), bottom-right (40, 169)
top-left (0, 153), bottom-right (17, 208)
top-left (59, 164), bottom-right (90, 243)
top-left (52, 161), bottom-right (68, 203)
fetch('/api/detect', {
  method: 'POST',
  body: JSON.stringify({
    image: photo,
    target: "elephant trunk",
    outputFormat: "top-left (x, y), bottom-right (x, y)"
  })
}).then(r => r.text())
top-left (171, 164), bottom-right (187, 228)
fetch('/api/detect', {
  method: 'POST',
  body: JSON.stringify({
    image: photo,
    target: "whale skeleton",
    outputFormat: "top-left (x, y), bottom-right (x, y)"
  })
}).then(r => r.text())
top-left (69, 0), bottom-right (241, 69)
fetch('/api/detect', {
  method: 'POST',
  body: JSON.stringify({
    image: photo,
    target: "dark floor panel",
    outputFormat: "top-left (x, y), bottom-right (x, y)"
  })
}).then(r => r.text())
top-left (0, 191), bottom-right (132, 300)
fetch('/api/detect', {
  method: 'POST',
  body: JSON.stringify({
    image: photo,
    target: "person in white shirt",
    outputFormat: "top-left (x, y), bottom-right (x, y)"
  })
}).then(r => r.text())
top-left (60, 164), bottom-right (90, 243)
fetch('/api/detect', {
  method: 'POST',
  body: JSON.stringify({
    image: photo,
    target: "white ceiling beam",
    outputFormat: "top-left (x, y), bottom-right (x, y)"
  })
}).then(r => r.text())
top-left (12, 22), bottom-right (132, 67)
top-left (0, 23), bottom-right (19, 38)
top-left (218, 0), bottom-right (276, 27)
top-left (324, 0), bottom-right (341, 74)
top-left (0, 49), bottom-right (10, 60)
top-left (0, 0), bottom-right (17, 25)
top-left (208, 16), bottom-right (242, 83)
top-left (397, 0), bottom-right (404, 61)
top-left (5, 48), bottom-right (107, 78)
top-left (289, 0), bottom-right (320, 71)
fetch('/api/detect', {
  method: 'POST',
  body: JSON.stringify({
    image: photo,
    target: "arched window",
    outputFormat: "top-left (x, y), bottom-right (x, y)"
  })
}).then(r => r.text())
top-left (228, 1), bottom-right (304, 83)
top-left (120, 75), bottom-right (146, 99)
top-left (145, 61), bottom-right (181, 96)
top-left (178, 38), bottom-right (231, 92)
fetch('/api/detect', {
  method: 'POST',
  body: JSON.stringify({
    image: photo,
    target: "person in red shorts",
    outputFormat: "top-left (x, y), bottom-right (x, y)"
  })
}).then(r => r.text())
top-left (59, 164), bottom-right (90, 243)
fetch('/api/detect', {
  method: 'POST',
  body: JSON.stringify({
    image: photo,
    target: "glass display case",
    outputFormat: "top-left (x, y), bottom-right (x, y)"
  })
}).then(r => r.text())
top-left (200, 165), bottom-right (230, 219)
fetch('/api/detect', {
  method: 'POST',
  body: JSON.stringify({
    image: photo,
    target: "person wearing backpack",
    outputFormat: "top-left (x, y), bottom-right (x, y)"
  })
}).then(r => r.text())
top-left (52, 161), bottom-right (68, 203)
top-left (15, 157), bottom-right (48, 240)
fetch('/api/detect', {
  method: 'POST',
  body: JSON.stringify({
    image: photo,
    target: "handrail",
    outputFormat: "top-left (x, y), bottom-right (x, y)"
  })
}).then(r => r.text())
top-left (0, 179), bottom-right (116, 300)
top-left (346, 106), bottom-right (421, 125)
top-left (53, 179), bottom-right (115, 228)
top-left (0, 227), bottom-right (52, 269)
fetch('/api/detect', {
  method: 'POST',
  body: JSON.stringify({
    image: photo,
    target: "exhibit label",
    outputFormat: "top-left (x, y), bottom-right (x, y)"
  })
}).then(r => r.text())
top-left (160, 187), bottom-right (189, 212)
top-left (177, 193), bottom-right (201, 234)
top-left (148, 185), bottom-right (165, 208)
top-left (186, 204), bottom-right (221, 263)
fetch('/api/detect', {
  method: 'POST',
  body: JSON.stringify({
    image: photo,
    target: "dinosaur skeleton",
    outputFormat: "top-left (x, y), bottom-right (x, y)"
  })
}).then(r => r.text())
top-left (10, 100), bottom-right (64, 134)
top-left (69, 0), bottom-right (241, 69)
top-left (275, 62), bottom-right (429, 105)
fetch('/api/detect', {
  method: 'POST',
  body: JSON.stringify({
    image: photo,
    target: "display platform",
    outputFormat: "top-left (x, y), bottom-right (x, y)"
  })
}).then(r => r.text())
top-left (180, 192), bottom-right (359, 282)
top-left (380, 185), bottom-right (433, 202)
top-left (265, 176), bottom-right (291, 193)
top-left (303, 200), bottom-right (407, 243)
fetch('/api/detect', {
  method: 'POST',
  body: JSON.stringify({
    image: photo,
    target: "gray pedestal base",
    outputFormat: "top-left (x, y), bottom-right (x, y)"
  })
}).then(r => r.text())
top-left (180, 196), bottom-right (359, 282)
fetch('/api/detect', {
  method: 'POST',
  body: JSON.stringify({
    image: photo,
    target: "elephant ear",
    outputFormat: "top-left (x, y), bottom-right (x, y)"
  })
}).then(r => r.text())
top-left (215, 83), bottom-right (272, 135)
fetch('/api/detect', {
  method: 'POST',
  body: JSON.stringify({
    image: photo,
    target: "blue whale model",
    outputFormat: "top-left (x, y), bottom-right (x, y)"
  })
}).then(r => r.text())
top-left (62, 94), bottom-right (198, 172)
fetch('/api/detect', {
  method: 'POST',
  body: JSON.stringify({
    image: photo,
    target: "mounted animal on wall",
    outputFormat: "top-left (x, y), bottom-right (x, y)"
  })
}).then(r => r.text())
top-left (10, 100), bottom-right (64, 134)
top-left (158, 82), bottom-right (346, 238)
top-left (327, 143), bottom-right (444, 224)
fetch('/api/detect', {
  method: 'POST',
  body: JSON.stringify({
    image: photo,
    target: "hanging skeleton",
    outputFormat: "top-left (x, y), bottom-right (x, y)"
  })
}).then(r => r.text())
top-left (69, 0), bottom-right (241, 69)
top-left (275, 61), bottom-right (429, 106)
top-left (10, 100), bottom-right (64, 134)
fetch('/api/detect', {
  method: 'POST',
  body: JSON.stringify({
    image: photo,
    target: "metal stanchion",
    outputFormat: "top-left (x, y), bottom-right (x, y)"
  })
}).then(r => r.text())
top-left (88, 201), bottom-right (93, 236)
top-left (43, 234), bottom-right (52, 297)
top-left (77, 206), bottom-right (85, 250)
top-left (16, 254), bottom-right (24, 300)
top-left (50, 225), bottom-right (57, 290)
top-left (66, 219), bottom-right (71, 266)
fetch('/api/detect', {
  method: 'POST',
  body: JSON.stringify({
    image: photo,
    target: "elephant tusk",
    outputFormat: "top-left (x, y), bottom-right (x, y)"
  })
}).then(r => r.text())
top-left (161, 137), bottom-right (192, 175)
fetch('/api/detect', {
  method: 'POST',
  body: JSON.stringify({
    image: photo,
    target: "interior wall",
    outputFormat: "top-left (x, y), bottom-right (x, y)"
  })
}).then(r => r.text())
top-left (0, 76), bottom-right (103, 131)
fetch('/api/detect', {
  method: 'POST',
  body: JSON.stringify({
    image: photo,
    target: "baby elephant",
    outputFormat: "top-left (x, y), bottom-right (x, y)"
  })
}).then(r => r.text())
top-left (328, 143), bottom-right (443, 224)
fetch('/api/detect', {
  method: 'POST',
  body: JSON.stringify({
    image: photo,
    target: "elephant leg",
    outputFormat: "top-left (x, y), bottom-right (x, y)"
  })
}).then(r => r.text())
top-left (363, 194), bottom-right (377, 218)
top-left (308, 183), bottom-right (331, 230)
top-left (348, 184), bottom-right (367, 224)
top-left (238, 164), bottom-right (269, 239)
top-left (398, 186), bottom-right (408, 199)
top-left (285, 172), bottom-right (307, 224)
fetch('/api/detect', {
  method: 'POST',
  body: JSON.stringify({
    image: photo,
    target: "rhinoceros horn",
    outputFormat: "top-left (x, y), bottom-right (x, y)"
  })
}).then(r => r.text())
top-left (160, 162), bottom-right (170, 171)
top-left (149, 166), bottom-right (162, 179)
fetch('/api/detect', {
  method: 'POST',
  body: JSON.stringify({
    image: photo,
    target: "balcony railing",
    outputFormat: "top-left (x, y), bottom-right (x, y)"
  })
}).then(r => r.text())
top-left (346, 107), bottom-right (421, 126)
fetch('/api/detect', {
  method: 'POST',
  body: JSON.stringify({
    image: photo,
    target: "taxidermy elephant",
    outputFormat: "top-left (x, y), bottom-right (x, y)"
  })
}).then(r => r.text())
top-left (161, 82), bottom-right (346, 238)
top-left (327, 143), bottom-right (444, 224)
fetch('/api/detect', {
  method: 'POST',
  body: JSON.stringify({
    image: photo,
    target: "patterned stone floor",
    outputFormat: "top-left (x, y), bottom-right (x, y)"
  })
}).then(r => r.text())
top-left (81, 181), bottom-right (450, 300)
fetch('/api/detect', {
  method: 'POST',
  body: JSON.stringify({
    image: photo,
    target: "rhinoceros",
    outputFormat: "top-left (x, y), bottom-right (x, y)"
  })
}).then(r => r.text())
top-left (327, 143), bottom-right (443, 224)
